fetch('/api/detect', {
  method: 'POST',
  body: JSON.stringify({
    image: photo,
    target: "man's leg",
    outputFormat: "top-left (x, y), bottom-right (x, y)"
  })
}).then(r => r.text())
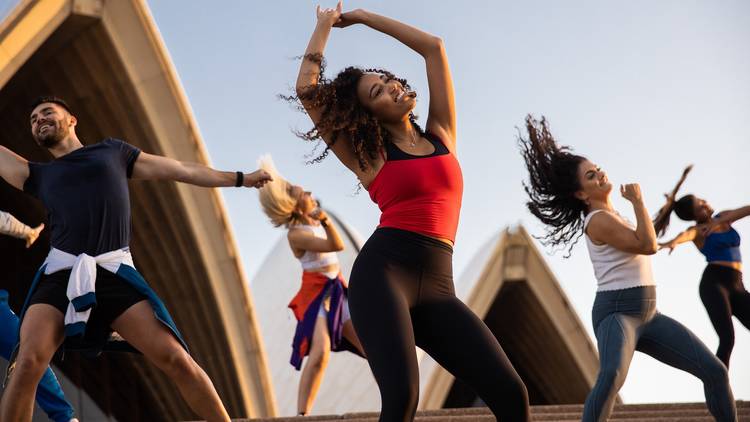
top-left (111, 301), bottom-right (229, 422)
top-left (0, 303), bottom-right (64, 422)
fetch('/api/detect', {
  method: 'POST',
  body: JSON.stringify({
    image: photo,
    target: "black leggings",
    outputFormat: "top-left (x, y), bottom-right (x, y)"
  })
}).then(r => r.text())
top-left (699, 264), bottom-right (750, 367)
top-left (349, 228), bottom-right (530, 422)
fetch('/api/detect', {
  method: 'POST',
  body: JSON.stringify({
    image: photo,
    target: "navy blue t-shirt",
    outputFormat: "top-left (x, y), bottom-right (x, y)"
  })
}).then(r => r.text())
top-left (23, 139), bottom-right (141, 256)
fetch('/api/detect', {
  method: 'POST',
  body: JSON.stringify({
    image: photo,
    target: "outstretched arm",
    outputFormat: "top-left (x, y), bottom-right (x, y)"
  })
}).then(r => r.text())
top-left (659, 227), bottom-right (698, 254)
top-left (713, 206), bottom-right (750, 226)
top-left (296, 2), bottom-right (364, 177)
top-left (0, 146), bottom-right (30, 191)
top-left (338, 8), bottom-right (456, 149)
top-left (697, 205), bottom-right (750, 237)
top-left (131, 152), bottom-right (271, 188)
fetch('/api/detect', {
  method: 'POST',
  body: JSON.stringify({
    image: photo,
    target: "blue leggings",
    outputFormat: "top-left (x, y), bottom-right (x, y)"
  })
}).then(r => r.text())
top-left (1, 290), bottom-right (75, 422)
top-left (582, 286), bottom-right (736, 422)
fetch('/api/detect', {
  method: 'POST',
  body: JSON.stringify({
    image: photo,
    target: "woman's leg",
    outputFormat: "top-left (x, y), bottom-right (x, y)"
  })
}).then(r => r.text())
top-left (412, 296), bottom-right (530, 421)
top-left (582, 313), bottom-right (640, 422)
top-left (297, 316), bottom-right (331, 415)
top-left (349, 249), bottom-right (420, 422)
top-left (110, 301), bottom-right (229, 422)
top-left (727, 271), bottom-right (750, 332)
top-left (342, 319), bottom-right (364, 355)
top-left (699, 269), bottom-right (735, 366)
top-left (637, 313), bottom-right (736, 422)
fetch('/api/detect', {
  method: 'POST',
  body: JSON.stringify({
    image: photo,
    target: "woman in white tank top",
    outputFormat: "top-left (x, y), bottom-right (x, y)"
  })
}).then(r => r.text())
top-left (518, 116), bottom-right (736, 422)
top-left (257, 156), bottom-right (364, 416)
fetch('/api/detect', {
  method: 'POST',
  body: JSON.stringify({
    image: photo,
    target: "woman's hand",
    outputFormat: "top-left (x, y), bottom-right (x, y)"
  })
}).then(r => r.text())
top-left (620, 183), bottom-right (643, 204)
top-left (316, 1), bottom-right (343, 28)
top-left (25, 223), bottom-right (44, 248)
top-left (334, 8), bottom-right (367, 28)
top-left (658, 239), bottom-right (677, 255)
top-left (310, 208), bottom-right (329, 222)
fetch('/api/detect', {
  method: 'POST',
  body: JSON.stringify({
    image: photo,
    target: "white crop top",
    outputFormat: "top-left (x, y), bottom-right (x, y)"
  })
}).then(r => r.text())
top-left (583, 209), bottom-right (656, 292)
top-left (294, 224), bottom-right (340, 270)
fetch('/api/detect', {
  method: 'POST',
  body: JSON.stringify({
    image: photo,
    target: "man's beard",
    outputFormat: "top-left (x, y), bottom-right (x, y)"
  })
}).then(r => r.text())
top-left (34, 123), bottom-right (66, 148)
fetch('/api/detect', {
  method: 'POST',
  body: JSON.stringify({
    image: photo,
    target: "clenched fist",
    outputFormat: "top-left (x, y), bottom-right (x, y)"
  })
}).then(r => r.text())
top-left (620, 183), bottom-right (643, 204)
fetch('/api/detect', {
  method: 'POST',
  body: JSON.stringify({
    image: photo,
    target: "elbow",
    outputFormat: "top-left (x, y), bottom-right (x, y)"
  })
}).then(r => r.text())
top-left (642, 241), bottom-right (659, 255)
top-left (332, 241), bottom-right (345, 252)
top-left (295, 84), bottom-right (315, 100)
top-left (428, 36), bottom-right (445, 54)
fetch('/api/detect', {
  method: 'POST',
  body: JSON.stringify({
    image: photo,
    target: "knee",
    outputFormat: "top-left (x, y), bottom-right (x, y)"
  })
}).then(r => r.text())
top-left (306, 348), bottom-right (330, 371)
top-left (13, 350), bottom-right (50, 377)
top-left (157, 348), bottom-right (197, 379)
top-left (500, 375), bottom-right (529, 404)
top-left (718, 331), bottom-right (735, 349)
top-left (703, 357), bottom-right (730, 386)
top-left (597, 365), bottom-right (625, 391)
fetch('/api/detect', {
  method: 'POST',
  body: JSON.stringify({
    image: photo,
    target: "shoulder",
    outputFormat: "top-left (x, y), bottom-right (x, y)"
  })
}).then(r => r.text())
top-left (102, 138), bottom-right (139, 151)
top-left (584, 209), bottom-right (616, 230)
top-left (101, 138), bottom-right (124, 147)
top-left (585, 210), bottom-right (623, 242)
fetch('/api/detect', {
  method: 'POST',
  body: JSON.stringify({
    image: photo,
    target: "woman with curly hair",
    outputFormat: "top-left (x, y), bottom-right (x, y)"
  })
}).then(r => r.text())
top-left (288, 2), bottom-right (530, 421)
top-left (518, 115), bottom-right (736, 422)
top-left (256, 156), bottom-right (363, 416)
top-left (654, 176), bottom-right (750, 368)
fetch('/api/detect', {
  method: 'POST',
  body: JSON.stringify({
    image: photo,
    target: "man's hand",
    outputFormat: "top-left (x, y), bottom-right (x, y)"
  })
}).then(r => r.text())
top-left (244, 169), bottom-right (272, 188)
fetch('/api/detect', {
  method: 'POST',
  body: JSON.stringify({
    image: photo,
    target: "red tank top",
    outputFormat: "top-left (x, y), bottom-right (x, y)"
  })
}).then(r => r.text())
top-left (366, 132), bottom-right (463, 243)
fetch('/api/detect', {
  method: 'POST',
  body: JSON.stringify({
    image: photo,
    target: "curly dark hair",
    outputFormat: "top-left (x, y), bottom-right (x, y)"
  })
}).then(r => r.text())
top-left (518, 115), bottom-right (588, 256)
top-left (283, 54), bottom-right (422, 171)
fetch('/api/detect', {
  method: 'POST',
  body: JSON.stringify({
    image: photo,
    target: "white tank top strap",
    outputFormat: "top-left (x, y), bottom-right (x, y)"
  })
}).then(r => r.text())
top-left (583, 209), bottom-right (608, 231)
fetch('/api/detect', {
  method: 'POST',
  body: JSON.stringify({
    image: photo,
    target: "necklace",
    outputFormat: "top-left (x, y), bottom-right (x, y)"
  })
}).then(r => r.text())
top-left (409, 131), bottom-right (418, 148)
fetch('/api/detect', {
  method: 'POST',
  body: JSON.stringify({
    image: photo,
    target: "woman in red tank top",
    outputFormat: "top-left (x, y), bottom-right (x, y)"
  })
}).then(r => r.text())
top-left (288, 2), bottom-right (529, 421)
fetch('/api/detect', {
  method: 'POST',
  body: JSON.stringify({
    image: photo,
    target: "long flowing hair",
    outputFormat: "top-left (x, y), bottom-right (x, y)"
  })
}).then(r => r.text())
top-left (518, 115), bottom-right (588, 256)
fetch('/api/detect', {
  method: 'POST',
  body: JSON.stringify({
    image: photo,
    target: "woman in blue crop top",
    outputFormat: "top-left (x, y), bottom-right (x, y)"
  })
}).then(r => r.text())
top-left (657, 191), bottom-right (750, 367)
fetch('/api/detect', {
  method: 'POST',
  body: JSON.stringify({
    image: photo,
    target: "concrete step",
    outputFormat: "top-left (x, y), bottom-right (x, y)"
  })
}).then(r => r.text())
top-left (206, 401), bottom-right (750, 422)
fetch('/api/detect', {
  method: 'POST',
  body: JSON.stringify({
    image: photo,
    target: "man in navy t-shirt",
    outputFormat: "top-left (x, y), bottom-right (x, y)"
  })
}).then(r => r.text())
top-left (0, 96), bottom-right (271, 422)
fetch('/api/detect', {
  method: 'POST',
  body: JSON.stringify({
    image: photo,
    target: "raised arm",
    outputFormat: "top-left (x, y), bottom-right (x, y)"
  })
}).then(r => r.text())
top-left (0, 146), bottom-right (30, 191)
top-left (587, 184), bottom-right (658, 255)
top-left (131, 152), bottom-right (271, 188)
top-left (296, 2), bottom-right (364, 177)
top-left (339, 8), bottom-right (456, 149)
top-left (288, 210), bottom-right (344, 254)
top-left (653, 164), bottom-right (693, 236)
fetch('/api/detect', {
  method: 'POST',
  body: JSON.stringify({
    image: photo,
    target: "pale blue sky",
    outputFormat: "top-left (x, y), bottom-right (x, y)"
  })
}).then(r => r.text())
top-left (148, 0), bottom-right (750, 404)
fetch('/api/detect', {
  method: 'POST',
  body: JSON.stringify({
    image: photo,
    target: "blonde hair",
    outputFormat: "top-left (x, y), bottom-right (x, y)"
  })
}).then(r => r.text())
top-left (257, 155), bottom-right (303, 227)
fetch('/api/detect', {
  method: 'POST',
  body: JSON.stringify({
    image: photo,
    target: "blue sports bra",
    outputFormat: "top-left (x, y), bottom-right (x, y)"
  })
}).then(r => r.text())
top-left (700, 218), bottom-right (741, 263)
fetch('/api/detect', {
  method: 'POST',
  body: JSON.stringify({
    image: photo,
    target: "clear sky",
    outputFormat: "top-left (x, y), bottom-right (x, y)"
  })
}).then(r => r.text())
top-left (147, 0), bottom-right (750, 404)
